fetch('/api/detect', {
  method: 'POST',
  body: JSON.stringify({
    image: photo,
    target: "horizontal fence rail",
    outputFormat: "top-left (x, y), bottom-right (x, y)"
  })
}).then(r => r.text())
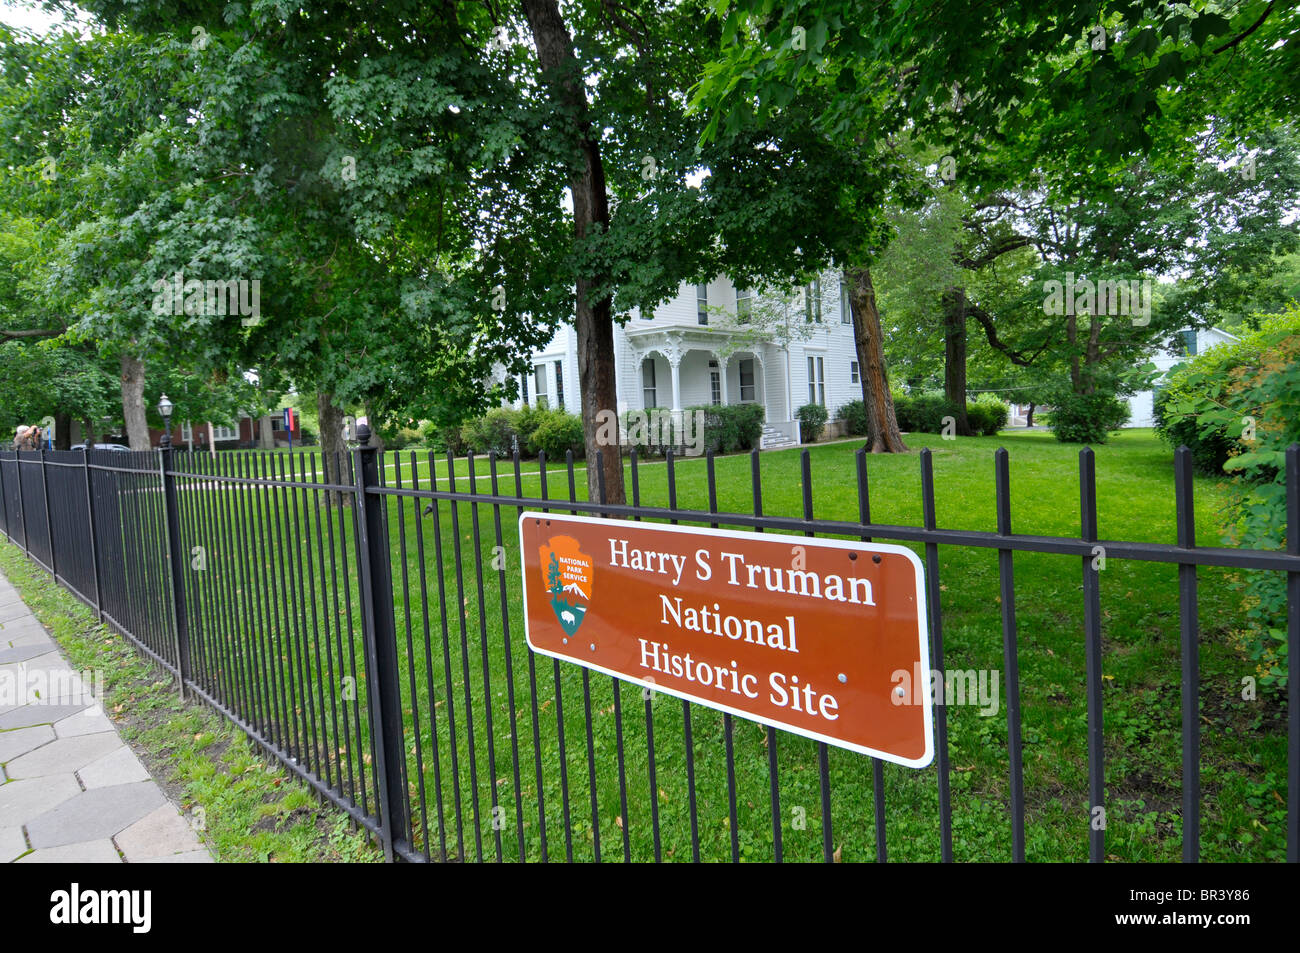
top-left (0, 441), bottom-right (1296, 863)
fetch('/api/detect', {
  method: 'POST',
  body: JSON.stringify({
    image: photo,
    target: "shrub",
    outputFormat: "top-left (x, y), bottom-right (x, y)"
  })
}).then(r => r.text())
top-left (1153, 387), bottom-right (1239, 473)
top-left (966, 396), bottom-right (1010, 436)
top-left (796, 403), bottom-right (829, 442)
top-left (621, 404), bottom-right (764, 456)
top-left (1160, 306), bottom-right (1300, 688)
top-left (421, 419), bottom-right (465, 456)
top-left (715, 403), bottom-right (765, 452)
top-left (383, 426), bottom-right (422, 450)
top-left (531, 411), bottom-right (586, 460)
top-left (1045, 391), bottom-right (1131, 444)
top-left (517, 404), bottom-right (559, 456)
top-left (836, 400), bottom-right (871, 437)
top-left (1155, 311), bottom-right (1300, 474)
top-left (621, 410), bottom-right (670, 456)
top-left (893, 391), bottom-right (962, 433)
top-left (462, 408), bottom-right (524, 458)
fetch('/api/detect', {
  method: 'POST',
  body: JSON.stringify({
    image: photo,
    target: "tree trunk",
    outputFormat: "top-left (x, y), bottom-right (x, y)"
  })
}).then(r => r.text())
top-left (317, 391), bottom-right (348, 508)
top-left (522, 0), bottom-right (625, 506)
top-left (119, 353), bottom-right (150, 450)
top-left (53, 411), bottom-right (71, 450)
top-left (1067, 312), bottom-right (1081, 394)
top-left (1025, 403), bottom-right (1035, 428)
top-left (845, 267), bottom-right (907, 453)
top-left (81, 417), bottom-right (95, 448)
top-left (940, 288), bottom-right (973, 436)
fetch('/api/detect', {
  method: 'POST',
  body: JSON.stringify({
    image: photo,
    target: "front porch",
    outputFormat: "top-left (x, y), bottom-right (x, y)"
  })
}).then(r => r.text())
top-left (625, 328), bottom-right (784, 430)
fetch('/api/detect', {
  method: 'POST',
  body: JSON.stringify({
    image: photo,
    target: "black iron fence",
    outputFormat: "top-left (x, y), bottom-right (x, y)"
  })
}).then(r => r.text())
top-left (0, 439), bottom-right (1296, 863)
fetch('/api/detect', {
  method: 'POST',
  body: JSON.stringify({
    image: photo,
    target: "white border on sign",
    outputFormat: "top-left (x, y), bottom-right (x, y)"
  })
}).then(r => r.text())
top-left (518, 511), bottom-right (934, 769)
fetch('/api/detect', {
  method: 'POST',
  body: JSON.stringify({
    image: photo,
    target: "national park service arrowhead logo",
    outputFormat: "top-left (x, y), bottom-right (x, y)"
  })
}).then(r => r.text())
top-left (540, 535), bottom-right (593, 638)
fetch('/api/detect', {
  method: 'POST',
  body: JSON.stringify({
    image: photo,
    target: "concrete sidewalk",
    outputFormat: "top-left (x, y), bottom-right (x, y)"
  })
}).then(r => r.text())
top-left (0, 568), bottom-right (212, 863)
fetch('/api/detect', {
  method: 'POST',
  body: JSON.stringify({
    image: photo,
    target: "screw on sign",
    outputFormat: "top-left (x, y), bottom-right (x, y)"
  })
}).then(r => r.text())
top-left (519, 512), bottom-right (934, 767)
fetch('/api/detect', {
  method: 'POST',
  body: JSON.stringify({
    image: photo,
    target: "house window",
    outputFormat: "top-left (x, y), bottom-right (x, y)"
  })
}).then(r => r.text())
top-left (807, 355), bottom-right (825, 406)
top-left (841, 279), bottom-right (852, 324)
top-left (739, 358), bottom-right (756, 402)
top-left (804, 277), bottom-right (822, 323)
top-left (534, 363), bottom-right (549, 408)
top-left (736, 287), bottom-right (752, 323)
top-left (851, 360), bottom-right (860, 384)
top-left (554, 360), bottom-right (565, 410)
top-left (271, 415), bottom-right (284, 432)
top-left (181, 422), bottom-right (193, 442)
top-left (1181, 329), bottom-right (1197, 356)
top-left (520, 373), bottom-right (529, 404)
top-left (212, 424), bottom-right (237, 442)
top-left (710, 369), bottom-right (721, 405)
top-left (643, 360), bottom-right (657, 409)
top-left (697, 284), bottom-right (709, 325)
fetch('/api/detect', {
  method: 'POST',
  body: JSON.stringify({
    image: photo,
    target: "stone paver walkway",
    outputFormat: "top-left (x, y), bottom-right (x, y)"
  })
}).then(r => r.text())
top-left (0, 567), bottom-right (212, 863)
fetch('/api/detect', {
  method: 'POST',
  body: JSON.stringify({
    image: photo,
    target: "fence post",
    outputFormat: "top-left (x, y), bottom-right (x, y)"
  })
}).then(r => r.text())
top-left (16, 451), bottom-right (28, 554)
top-left (352, 423), bottom-right (410, 861)
top-left (83, 449), bottom-right (104, 621)
top-left (159, 445), bottom-right (192, 698)
top-left (40, 449), bottom-right (57, 580)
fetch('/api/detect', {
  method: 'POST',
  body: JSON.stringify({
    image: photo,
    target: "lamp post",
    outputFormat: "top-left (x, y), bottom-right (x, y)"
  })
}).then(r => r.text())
top-left (157, 394), bottom-right (174, 449)
top-left (155, 391), bottom-right (190, 696)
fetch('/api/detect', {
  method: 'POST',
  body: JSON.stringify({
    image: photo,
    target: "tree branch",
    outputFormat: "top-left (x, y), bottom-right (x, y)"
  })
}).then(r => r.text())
top-left (966, 300), bottom-right (1052, 367)
top-left (1212, 2), bottom-right (1274, 54)
top-left (1, 327), bottom-right (64, 342)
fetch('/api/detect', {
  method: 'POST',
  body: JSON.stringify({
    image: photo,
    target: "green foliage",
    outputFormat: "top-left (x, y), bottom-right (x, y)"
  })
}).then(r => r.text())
top-left (621, 409), bottom-right (682, 456)
top-left (384, 426), bottom-right (422, 451)
top-left (530, 411), bottom-right (585, 461)
top-left (796, 403), bottom-right (829, 442)
top-left (966, 395), bottom-right (1010, 436)
top-left (1044, 392), bottom-right (1131, 444)
top-left (836, 399), bottom-right (870, 436)
top-left (462, 407), bottom-right (522, 459)
top-left (450, 404), bottom-right (586, 459)
top-left (891, 391), bottom-right (1006, 436)
top-left (893, 391), bottom-right (961, 434)
top-left (1155, 311), bottom-right (1300, 473)
top-left (623, 405), bottom-right (764, 456)
top-left (1159, 306), bottom-right (1300, 687)
top-left (517, 405), bottom-right (568, 457)
top-left (704, 404), bottom-right (765, 454)
top-left (420, 419), bottom-right (465, 456)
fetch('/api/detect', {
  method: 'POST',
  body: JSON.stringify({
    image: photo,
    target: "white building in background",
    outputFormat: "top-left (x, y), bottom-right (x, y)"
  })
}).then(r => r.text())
top-left (1125, 326), bottom-right (1238, 428)
top-left (499, 273), bottom-right (864, 449)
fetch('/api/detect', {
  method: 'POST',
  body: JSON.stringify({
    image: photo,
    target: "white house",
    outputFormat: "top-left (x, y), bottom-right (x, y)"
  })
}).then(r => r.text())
top-left (499, 273), bottom-right (864, 449)
top-left (1125, 326), bottom-right (1238, 427)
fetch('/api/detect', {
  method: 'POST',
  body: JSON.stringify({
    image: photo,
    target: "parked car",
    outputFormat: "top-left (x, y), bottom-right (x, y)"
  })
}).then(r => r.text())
top-left (70, 443), bottom-right (132, 452)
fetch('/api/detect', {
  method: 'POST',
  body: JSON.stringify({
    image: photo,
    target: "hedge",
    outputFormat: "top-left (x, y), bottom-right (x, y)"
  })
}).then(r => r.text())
top-left (886, 391), bottom-right (1009, 436)
top-left (1155, 306), bottom-right (1300, 689)
top-left (796, 403), bottom-right (828, 442)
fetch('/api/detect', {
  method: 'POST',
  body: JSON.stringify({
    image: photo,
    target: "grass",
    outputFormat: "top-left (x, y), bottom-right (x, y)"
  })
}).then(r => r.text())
top-left (0, 541), bottom-right (382, 863)
top-left (20, 427), bottom-right (1289, 862)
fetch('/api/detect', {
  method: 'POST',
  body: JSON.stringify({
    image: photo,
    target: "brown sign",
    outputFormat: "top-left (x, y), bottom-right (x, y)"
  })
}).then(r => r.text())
top-left (519, 512), bottom-right (933, 767)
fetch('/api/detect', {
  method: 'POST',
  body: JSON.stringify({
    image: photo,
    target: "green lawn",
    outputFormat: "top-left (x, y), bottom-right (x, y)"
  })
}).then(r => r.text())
top-left (0, 540), bottom-right (381, 863)
top-left (111, 429), bottom-right (1290, 861)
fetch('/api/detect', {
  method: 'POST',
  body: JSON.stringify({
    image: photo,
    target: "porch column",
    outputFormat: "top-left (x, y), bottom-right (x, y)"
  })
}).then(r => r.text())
top-left (668, 353), bottom-right (682, 414)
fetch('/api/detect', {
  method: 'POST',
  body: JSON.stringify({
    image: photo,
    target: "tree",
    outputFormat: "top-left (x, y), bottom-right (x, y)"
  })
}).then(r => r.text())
top-left (844, 267), bottom-right (906, 452)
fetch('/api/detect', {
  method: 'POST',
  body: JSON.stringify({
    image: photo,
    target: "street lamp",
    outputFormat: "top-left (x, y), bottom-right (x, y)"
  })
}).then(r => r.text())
top-left (158, 394), bottom-right (174, 449)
